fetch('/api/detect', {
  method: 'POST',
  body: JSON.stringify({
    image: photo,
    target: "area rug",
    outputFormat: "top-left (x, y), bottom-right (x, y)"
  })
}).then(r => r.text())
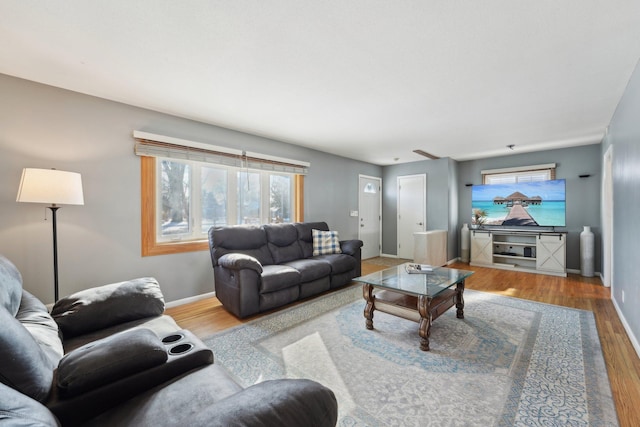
top-left (204, 285), bottom-right (618, 426)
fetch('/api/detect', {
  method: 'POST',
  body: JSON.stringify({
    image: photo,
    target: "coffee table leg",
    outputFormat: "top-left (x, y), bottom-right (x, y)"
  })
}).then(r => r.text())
top-left (418, 294), bottom-right (431, 351)
top-left (456, 280), bottom-right (465, 319)
top-left (363, 284), bottom-right (375, 330)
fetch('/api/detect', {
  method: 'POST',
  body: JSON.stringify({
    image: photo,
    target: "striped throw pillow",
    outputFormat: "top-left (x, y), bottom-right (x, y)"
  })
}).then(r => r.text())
top-left (312, 229), bottom-right (342, 256)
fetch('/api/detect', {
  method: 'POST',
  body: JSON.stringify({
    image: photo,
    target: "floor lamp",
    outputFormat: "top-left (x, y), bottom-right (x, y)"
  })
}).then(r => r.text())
top-left (16, 168), bottom-right (84, 302)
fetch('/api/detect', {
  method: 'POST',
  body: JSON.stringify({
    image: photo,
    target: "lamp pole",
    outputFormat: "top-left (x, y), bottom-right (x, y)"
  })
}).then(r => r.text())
top-left (49, 205), bottom-right (60, 302)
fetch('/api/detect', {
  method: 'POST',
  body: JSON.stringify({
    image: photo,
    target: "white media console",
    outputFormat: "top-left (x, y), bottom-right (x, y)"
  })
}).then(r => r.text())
top-left (470, 229), bottom-right (567, 277)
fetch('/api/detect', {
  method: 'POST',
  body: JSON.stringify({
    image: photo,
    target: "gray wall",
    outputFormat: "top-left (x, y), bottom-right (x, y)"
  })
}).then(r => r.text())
top-left (381, 158), bottom-right (455, 258)
top-left (456, 144), bottom-right (603, 272)
top-left (603, 58), bottom-right (640, 351)
top-left (0, 74), bottom-right (380, 304)
top-left (448, 158), bottom-right (459, 261)
top-left (379, 145), bottom-right (601, 272)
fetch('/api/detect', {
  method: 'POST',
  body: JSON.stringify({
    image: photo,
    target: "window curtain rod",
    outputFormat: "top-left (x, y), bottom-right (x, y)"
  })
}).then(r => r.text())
top-left (133, 131), bottom-right (309, 174)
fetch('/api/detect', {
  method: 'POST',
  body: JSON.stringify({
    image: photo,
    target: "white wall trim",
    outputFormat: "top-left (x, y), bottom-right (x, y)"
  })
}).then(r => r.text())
top-left (612, 298), bottom-right (640, 359)
top-left (165, 291), bottom-right (216, 308)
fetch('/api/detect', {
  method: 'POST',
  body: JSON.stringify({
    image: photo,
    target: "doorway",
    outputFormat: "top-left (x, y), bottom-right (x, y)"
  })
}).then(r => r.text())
top-left (358, 175), bottom-right (382, 260)
top-left (397, 174), bottom-right (426, 259)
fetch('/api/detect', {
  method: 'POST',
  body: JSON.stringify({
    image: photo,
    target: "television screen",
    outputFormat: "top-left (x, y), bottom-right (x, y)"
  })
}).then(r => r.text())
top-left (471, 179), bottom-right (566, 227)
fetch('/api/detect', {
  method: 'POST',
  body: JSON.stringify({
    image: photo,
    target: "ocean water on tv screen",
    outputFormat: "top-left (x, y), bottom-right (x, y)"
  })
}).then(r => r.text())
top-left (472, 201), bottom-right (566, 227)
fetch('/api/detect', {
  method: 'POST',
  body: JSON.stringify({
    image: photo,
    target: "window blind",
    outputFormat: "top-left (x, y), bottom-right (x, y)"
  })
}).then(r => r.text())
top-left (133, 131), bottom-right (309, 175)
top-left (482, 163), bottom-right (556, 184)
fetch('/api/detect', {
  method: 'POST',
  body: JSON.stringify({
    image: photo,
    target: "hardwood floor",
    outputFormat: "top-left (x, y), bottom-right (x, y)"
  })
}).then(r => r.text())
top-left (166, 259), bottom-right (640, 427)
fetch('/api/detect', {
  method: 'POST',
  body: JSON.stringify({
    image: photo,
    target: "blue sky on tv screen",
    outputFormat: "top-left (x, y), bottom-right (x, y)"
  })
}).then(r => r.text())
top-left (472, 179), bottom-right (566, 201)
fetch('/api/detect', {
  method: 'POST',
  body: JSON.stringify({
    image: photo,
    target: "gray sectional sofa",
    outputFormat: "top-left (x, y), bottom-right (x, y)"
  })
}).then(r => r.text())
top-left (0, 254), bottom-right (338, 426)
top-left (208, 221), bottom-right (363, 318)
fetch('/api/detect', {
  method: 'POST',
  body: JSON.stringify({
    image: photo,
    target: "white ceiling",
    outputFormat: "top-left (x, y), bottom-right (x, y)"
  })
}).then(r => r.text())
top-left (2, 1), bottom-right (639, 165)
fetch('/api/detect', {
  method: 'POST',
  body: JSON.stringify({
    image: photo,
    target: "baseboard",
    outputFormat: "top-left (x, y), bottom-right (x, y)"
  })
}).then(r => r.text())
top-left (165, 291), bottom-right (216, 308)
top-left (612, 297), bottom-right (640, 359)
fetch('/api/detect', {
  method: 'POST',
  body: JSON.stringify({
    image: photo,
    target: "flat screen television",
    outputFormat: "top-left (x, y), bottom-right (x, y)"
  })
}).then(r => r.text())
top-left (471, 179), bottom-right (566, 227)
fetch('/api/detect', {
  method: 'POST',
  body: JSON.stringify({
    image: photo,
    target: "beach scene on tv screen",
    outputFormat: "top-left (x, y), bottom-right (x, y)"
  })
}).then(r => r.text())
top-left (471, 180), bottom-right (566, 227)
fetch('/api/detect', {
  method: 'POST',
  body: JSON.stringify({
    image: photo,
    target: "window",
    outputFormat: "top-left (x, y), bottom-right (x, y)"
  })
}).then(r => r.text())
top-left (482, 163), bottom-right (556, 185)
top-left (136, 131), bottom-right (308, 256)
top-left (151, 157), bottom-right (297, 246)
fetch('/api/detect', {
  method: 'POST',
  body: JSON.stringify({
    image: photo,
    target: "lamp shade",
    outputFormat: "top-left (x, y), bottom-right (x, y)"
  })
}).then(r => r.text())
top-left (16, 168), bottom-right (84, 205)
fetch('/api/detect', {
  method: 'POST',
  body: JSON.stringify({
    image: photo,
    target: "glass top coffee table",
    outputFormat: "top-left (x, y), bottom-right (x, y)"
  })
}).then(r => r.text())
top-left (354, 264), bottom-right (474, 351)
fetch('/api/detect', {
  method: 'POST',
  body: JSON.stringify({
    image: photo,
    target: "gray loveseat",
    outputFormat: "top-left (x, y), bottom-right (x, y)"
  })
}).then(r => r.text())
top-left (208, 221), bottom-right (363, 318)
top-left (0, 254), bottom-right (338, 427)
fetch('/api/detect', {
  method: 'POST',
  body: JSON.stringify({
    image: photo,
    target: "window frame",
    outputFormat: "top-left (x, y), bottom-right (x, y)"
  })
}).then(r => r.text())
top-left (141, 156), bottom-right (304, 256)
top-left (481, 163), bottom-right (556, 185)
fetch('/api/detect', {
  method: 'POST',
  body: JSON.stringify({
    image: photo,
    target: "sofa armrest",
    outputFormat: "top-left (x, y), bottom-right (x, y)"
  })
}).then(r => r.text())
top-left (56, 329), bottom-right (167, 397)
top-left (194, 379), bottom-right (338, 427)
top-left (218, 253), bottom-right (263, 274)
top-left (51, 278), bottom-right (165, 338)
top-left (339, 239), bottom-right (363, 256)
top-left (49, 330), bottom-right (213, 426)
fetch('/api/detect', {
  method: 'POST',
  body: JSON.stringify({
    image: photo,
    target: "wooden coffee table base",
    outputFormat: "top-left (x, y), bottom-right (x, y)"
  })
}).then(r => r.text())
top-left (363, 281), bottom-right (465, 351)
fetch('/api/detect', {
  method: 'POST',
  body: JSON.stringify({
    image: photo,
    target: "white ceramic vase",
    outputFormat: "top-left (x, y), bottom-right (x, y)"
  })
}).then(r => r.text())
top-left (461, 223), bottom-right (470, 263)
top-left (580, 226), bottom-right (595, 277)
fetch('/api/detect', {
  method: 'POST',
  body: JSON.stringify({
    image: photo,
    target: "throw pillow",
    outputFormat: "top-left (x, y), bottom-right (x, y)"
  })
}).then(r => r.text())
top-left (312, 229), bottom-right (342, 256)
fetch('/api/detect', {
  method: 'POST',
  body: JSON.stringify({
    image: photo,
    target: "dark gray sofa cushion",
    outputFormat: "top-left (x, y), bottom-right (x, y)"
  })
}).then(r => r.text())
top-left (209, 225), bottom-right (274, 266)
top-left (0, 382), bottom-right (59, 427)
top-left (82, 371), bottom-right (337, 427)
top-left (51, 277), bottom-right (165, 338)
top-left (16, 290), bottom-right (64, 367)
top-left (260, 265), bottom-right (301, 293)
top-left (57, 328), bottom-right (167, 397)
top-left (193, 379), bottom-right (338, 427)
top-left (294, 222), bottom-right (330, 258)
top-left (283, 259), bottom-right (332, 282)
top-left (0, 307), bottom-right (55, 402)
top-left (264, 223), bottom-right (304, 264)
top-left (0, 254), bottom-right (24, 316)
top-left (313, 253), bottom-right (358, 274)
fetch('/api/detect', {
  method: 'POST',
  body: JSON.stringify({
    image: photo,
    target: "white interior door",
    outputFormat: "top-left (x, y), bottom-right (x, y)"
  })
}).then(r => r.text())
top-left (358, 175), bottom-right (382, 260)
top-left (397, 174), bottom-right (426, 259)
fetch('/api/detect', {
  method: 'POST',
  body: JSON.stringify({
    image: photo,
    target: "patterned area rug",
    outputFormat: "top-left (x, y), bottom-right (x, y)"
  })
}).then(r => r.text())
top-left (204, 285), bottom-right (618, 426)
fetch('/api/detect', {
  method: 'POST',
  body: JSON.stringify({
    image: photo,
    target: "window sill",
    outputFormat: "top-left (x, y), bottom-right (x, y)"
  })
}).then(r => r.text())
top-left (142, 239), bottom-right (209, 257)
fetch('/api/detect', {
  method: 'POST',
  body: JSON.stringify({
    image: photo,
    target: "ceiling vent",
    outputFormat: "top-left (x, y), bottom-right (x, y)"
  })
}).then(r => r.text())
top-left (413, 149), bottom-right (440, 160)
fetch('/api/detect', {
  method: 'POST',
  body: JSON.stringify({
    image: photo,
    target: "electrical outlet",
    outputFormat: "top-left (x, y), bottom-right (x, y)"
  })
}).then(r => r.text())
top-left (622, 290), bottom-right (625, 303)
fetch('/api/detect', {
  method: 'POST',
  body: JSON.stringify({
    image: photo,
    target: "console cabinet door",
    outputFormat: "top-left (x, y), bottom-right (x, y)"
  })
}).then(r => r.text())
top-left (536, 234), bottom-right (566, 273)
top-left (470, 231), bottom-right (492, 265)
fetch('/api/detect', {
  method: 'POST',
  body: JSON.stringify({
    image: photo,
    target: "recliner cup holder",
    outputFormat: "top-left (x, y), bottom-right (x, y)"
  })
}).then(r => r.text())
top-left (162, 333), bottom-right (184, 344)
top-left (169, 343), bottom-right (194, 355)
